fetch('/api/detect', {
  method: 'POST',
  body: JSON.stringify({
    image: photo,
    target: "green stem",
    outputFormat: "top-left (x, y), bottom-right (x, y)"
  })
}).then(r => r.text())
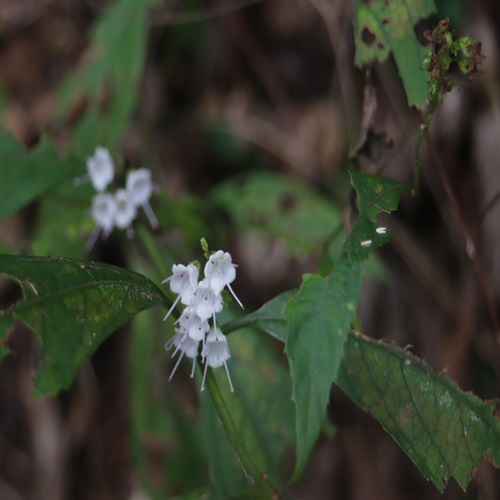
top-left (137, 226), bottom-right (281, 496)
top-left (136, 224), bottom-right (170, 278)
top-left (204, 368), bottom-right (281, 497)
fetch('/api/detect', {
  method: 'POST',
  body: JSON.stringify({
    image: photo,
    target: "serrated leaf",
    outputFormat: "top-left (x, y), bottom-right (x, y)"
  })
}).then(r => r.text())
top-left (284, 172), bottom-right (406, 479)
top-left (0, 131), bottom-right (77, 220)
top-left (0, 254), bottom-right (166, 397)
top-left (242, 291), bottom-right (500, 492)
top-left (353, 0), bottom-right (436, 108)
top-left (338, 332), bottom-right (500, 492)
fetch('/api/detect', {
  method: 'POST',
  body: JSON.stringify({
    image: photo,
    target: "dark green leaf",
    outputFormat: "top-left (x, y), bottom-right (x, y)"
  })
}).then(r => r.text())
top-left (284, 172), bottom-right (406, 479)
top-left (0, 132), bottom-right (77, 220)
top-left (241, 291), bottom-right (500, 492)
top-left (0, 254), bottom-right (166, 397)
top-left (338, 332), bottom-right (500, 492)
top-left (353, 0), bottom-right (436, 108)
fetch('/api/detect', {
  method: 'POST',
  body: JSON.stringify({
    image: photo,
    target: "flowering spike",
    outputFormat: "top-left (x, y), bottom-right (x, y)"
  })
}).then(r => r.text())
top-left (163, 249), bottom-right (241, 391)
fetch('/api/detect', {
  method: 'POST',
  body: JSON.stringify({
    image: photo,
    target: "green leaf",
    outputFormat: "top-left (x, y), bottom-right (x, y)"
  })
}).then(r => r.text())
top-left (353, 0), bottom-right (436, 108)
top-left (57, 0), bottom-right (159, 154)
top-left (31, 184), bottom-right (94, 258)
top-left (0, 131), bottom-right (77, 221)
top-left (242, 291), bottom-right (500, 492)
top-left (284, 171), bottom-right (407, 479)
top-left (0, 254), bottom-right (166, 397)
top-left (211, 171), bottom-right (341, 252)
top-left (338, 332), bottom-right (500, 492)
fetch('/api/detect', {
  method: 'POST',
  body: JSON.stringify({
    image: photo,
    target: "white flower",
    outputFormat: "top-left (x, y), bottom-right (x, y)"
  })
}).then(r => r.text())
top-left (376, 227), bottom-right (388, 235)
top-left (165, 330), bottom-right (200, 380)
top-left (163, 248), bottom-right (242, 391)
top-left (162, 263), bottom-right (199, 321)
top-left (191, 279), bottom-right (224, 322)
top-left (204, 251), bottom-right (243, 309)
top-left (204, 251), bottom-right (236, 293)
top-left (87, 146), bottom-right (114, 192)
top-left (90, 192), bottom-right (115, 234)
top-left (126, 168), bottom-right (159, 229)
top-left (360, 239), bottom-right (372, 248)
top-left (174, 307), bottom-right (209, 343)
top-left (113, 188), bottom-right (137, 230)
top-left (86, 192), bottom-right (116, 251)
top-left (126, 168), bottom-right (153, 205)
top-left (201, 327), bottom-right (233, 392)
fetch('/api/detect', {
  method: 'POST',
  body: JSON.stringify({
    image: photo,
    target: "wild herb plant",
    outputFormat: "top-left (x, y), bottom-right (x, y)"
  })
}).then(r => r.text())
top-left (0, 1), bottom-right (498, 498)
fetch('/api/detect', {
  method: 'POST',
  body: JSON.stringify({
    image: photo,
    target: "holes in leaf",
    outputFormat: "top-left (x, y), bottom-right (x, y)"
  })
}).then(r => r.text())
top-left (361, 28), bottom-right (377, 47)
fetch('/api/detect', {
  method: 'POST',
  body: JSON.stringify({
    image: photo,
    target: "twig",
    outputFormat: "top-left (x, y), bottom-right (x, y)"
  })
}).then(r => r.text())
top-left (425, 134), bottom-right (500, 339)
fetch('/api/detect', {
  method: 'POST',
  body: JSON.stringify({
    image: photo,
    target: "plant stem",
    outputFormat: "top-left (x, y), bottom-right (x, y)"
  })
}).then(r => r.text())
top-left (204, 368), bottom-right (281, 498)
top-left (137, 226), bottom-right (281, 496)
top-left (136, 224), bottom-right (170, 277)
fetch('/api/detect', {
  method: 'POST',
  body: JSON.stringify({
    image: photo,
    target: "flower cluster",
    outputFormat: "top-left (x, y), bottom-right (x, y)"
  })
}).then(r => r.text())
top-left (75, 146), bottom-right (159, 251)
top-left (162, 250), bottom-right (244, 392)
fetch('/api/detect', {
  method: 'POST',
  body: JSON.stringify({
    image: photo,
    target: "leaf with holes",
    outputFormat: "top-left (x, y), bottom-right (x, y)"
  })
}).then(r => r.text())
top-left (338, 332), bottom-right (500, 492)
top-left (241, 290), bottom-right (500, 492)
top-left (0, 254), bottom-right (166, 398)
top-left (285, 172), bottom-right (407, 479)
top-left (353, 0), bottom-right (436, 108)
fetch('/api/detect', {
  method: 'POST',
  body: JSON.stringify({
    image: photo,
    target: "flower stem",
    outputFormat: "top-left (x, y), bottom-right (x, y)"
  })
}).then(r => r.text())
top-left (204, 367), bottom-right (281, 497)
top-left (136, 224), bottom-right (170, 277)
top-left (137, 226), bottom-right (281, 496)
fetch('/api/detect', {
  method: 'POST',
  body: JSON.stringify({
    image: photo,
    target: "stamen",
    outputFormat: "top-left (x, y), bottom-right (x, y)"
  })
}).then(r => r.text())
top-left (142, 201), bottom-right (159, 229)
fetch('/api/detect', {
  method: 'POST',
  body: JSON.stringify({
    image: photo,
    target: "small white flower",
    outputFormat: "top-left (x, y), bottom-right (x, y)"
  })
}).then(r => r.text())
top-left (113, 188), bottom-right (137, 230)
top-left (165, 330), bottom-right (200, 380)
top-left (191, 279), bottom-right (224, 322)
top-left (87, 146), bottom-right (114, 192)
top-left (376, 227), bottom-right (387, 235)
top-left (173, 307), bottom-right (209, 344)
top-left (201, 327), bottom-right (233, 392)
top-left (126, 168), bottom-right (153, 205)
top-left (90, 192), bottom-right (116, 234)
top-left (86, 192), bottom-right (116, 251)
top-left (360, 239), bottom-right (372, 248)
top-left (204, 251), bottom-right (243, 309)
top-left (126, 168), bottom-right (158, 229)
top-left (204, 251), bottom-right (236, 293)
top-left (162, 264), bottom-right (199, 321)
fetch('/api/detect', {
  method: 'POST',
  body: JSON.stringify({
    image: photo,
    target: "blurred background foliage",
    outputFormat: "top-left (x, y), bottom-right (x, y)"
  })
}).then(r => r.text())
top-left (0, 0), bottom-right (500, 498)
